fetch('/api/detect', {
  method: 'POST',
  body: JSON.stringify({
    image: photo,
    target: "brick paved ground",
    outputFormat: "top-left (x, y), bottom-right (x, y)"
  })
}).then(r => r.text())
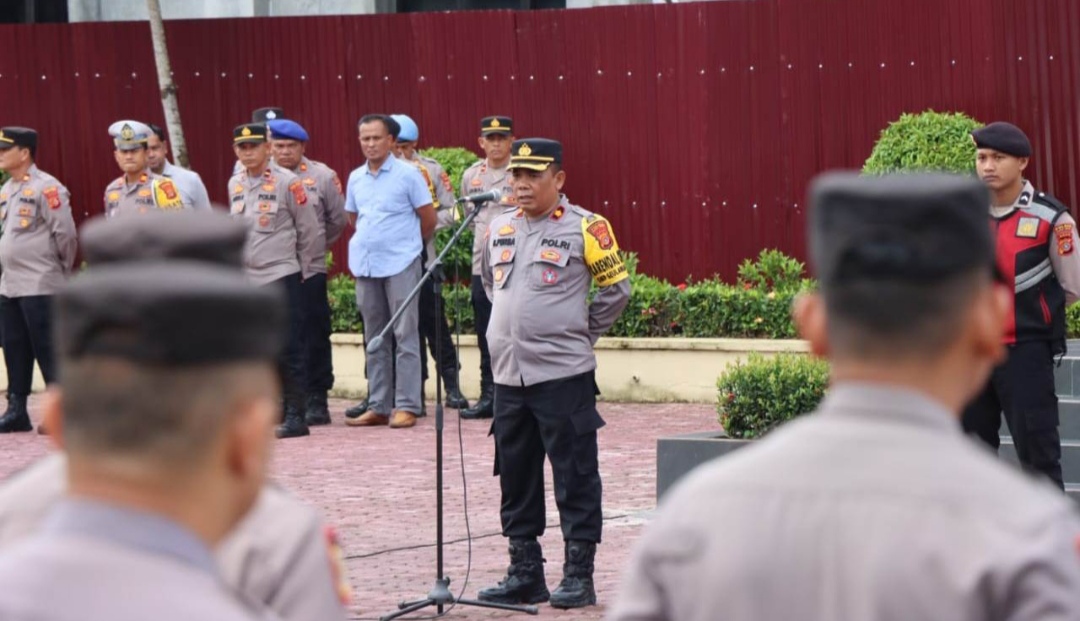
top-left (0, 396), bottom-right (718, 621)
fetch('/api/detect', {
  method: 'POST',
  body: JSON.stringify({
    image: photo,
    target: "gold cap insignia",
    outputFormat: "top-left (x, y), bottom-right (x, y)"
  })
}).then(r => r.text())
top-left (0, 130), bottom-right (5, 140)
top-left (242, 126), bottom-right (253, 137)
top-left (120, 124), bottom-right (135, 140)
top-left (491, 119), bottom-right (501, 128)
top-left (518, 143), bottom-right (532, 157)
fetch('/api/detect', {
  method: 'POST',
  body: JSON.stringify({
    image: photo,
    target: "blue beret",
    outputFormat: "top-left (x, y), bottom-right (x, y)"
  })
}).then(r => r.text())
top-left (971, 122), bottom-right (1031, 158)
top-left (267, 119), bottom-right (309, 142)
top-left (391, 114), bottom-right (419, 142)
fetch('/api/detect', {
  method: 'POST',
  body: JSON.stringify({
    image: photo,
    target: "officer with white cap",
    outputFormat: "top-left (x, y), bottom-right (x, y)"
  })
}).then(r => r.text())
top-left (103, 120), bottom-right (183, 217)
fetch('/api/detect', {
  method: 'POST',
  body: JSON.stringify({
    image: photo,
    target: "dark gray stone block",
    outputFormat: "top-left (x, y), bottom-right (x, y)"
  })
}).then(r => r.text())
top-left (656, 431), bottom-right (750, 501)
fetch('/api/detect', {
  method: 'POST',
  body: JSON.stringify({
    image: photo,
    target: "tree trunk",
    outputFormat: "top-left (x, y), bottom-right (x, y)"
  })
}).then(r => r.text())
top-left (146, 0), bottom-right (189, 168)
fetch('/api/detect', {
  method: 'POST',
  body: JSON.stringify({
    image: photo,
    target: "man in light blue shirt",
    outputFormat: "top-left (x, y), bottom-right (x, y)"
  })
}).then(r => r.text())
top-left (345, 114), bottom-right (436, 429)
top-left (147, 124), bottom-right (212, 210)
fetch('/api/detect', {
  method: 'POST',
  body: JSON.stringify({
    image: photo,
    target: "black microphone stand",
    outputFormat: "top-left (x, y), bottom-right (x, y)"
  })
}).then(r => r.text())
top-left (372, 199), bottom-right (537, 621)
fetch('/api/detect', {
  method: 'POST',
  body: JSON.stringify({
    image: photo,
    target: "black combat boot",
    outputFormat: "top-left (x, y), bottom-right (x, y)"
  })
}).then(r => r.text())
top-left (549, 540), bottom-right (597, 609)
top-left (477, 538), bottom-right (550, 604)
top-left (344, 396), bottom-right (370, 419)
top-left (0, 393), bottom-right (32, 433)
top-left (304, 392), bottom-right (331, 426)
top-left (443, 373), bottom-right (469, 410)
top-left (276, 398), bottom-right (311, 439)
top-left (460, 381), bottom-right (493, 420)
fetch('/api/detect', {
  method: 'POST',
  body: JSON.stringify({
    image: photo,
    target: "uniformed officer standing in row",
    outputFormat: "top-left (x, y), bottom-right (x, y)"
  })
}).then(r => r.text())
top-left (0, 127), bottom-right (77, 433)
top-left (962, 122), bottom-right (1080, 490)
top-left (478, 138), bottom-right (630, 609)
top-left (0, 216), bottom-right (290, 620)
top-left (147, 124), bottom-right (212, 211)
top-left (460, 116), bottom-right (519, 420)
top-left (392, 113), bottom-right (470, 411)
top-left (267, 118), bottom-right (347, 426)
top-left (608, 173), bottom-right (1080, 621)
top-left (0, 210), bottom-right (351, 621)
top-left (228, 122), bottom-right (320, 439)
top-left (103, 120), bottom-right (184, 216)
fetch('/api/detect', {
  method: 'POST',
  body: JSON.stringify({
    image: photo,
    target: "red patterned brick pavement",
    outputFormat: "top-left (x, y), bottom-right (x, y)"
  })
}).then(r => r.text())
top-left (0, 397), bottom-right (718, 620)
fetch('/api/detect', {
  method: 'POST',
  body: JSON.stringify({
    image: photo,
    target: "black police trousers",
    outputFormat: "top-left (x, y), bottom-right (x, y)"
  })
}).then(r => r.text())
top-left (493, 371), bottom-right (605, 543)
top-left (962, 340), bottom-right (1063, 490)
top-left (303, 273), bottom-right (334, 394)
top-left (268, 273), bottom-right (308, 407)
top-left (418, 267), bottom-right (459, 386)
top-left (470, 276), bottom-right (493, 387)
top-left (0, 295), bottom-right (56, 395)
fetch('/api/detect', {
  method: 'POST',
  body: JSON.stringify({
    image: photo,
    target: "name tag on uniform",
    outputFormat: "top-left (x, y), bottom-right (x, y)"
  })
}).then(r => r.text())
top-left (1016, 217), bottom-right (1040, 238)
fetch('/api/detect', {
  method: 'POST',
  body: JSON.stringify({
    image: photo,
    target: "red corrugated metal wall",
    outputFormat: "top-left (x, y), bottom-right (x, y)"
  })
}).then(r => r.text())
top-left (1, 0), bottom-right (1078, 282)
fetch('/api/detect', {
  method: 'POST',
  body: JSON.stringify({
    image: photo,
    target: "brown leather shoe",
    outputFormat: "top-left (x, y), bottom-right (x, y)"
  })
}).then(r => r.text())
top-left (345, 411), bottom-right (389, 427)
top-left (389, 411), bottom-right (417, 429)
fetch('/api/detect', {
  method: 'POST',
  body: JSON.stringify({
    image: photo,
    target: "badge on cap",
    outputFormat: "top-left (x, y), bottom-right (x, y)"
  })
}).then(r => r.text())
top-left (517, 143), bottom-right (532, 157)
top-left (120, 124), bottom-right (135, 141)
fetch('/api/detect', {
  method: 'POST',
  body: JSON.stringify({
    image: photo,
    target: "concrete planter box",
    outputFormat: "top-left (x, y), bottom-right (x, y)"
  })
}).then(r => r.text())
top-left (328, 334), bottom-right (809, 404)
top-left (656, 431), bottom-right (752, 501)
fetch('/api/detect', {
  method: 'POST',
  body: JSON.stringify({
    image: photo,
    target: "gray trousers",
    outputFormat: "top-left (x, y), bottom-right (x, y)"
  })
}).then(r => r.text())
top-left (355, 257), bottom-right (422, 415)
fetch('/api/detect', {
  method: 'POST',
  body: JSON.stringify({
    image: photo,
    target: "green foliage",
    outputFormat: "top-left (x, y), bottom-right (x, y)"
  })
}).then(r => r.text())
top-left (736, 249), bottom-right (806, 291)
top-left (862, 110), bottom-right (984, 175)
top-left (717, 353), bottom-right (830, 439)
top-left (677, 280), bottom-right (807, 339)
top-left (421, 147), bottom-right (482, 280)
top-left (442, 282), bottom-right (475, 335)
top-left (0, 171), bottom-right (8, 186)
top-left (1068, 304), bottom-right (1080, 339)
top-left (328, 273), bottom-right (362, 333)
top-left (607, 254), bottom-right (681, 337)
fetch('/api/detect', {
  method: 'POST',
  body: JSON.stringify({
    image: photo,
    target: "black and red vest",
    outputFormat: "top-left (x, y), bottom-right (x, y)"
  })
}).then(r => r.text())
top-left (993, 188), bottom-right (1068, 347)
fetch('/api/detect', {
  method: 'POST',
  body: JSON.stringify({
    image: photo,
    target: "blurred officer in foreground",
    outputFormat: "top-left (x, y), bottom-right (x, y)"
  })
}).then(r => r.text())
top-left (962, 122), bottom-right (1080, 490)
top-left (0, 219), bottom-right (288, 620)
top-left (608, 173), bottom-right (1080, 621)
top-left (146, 124), bottom-right (212, 211)
top-left (0, 211), bottom-right (351, 621)
top-left (478, 139), bottom-right (630, 609)
top-left (0, 127), bottom-right (76, 433)
top-left (103, 120), bottom-right (183, 216)
top-left (267, 119), bottom-right (347, 426)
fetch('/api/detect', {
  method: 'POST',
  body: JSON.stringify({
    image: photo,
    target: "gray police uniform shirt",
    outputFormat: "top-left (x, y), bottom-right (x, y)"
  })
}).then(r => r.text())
top-left (228, 163), bottom-right (320, 286)
top-left (408, 154), bottom-right (458, 267)
top-left (608, 383), bottom-right (1080, 621)
top-left (481, 197), bottom-right (631, 386)
top-left (0, 498), bottom-right (278, 621)
top-left (161, 160), bottom-right (213, 211)
top-left (0, 165), bottom-right (77, 297)
top-left (461, 159), bottom-right (517, 275)
top-left (103, 169), bottom-right (185, 217)
top-left (0, 453), bottom-right (349, 621)
top-left (290, 157), bottom-right (347, 275)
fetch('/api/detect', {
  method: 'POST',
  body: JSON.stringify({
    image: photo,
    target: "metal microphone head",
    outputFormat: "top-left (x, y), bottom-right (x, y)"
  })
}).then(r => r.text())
top-left (487, 188), bottom-right (502, 203)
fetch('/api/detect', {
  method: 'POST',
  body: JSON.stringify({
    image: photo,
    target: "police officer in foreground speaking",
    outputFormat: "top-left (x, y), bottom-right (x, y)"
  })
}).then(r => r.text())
top-left (961, 122), bottom-right (1080, 490)
top-left (267, 118), bottom-right (347, 426)
top-left (459, 116), bottom-right (518, 420)
top-left (477, 138), bottom-right (630, 609)
top-left (0, 127), bottom-right (77, 433)
top-left (608, 173), bottom-right (1080, 621)
top-left (228, 122), bottom-right (320, 439)
top-left (103, 120), bottom-right (183, 216)
top-left (391, 113), bottom-right (469, 411)
top-left (0, 226), bottom-right (287, 620)
top-left (0, 210), bottom-right (351, 621)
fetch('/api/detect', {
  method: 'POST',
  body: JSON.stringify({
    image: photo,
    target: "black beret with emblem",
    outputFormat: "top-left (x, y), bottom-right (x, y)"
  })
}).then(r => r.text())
top-left (508, 138), bottom-right (562, 172)
top-left (55, 262), bottom-right (286, 366)
top-left (80, 210), bottom-right (247, 268)
top-left (234, 123), bottom-right (268, 145)
top-left (971, 122), bottom-right (1032, 158)
top-left (251, 107), bottom-right (285, 123)
top-left (0, 127), bottom-right (37, 152)
top-left (480, 116), bottom-right (513, 136)
top-left (808, 172), bottom-right (994, 286)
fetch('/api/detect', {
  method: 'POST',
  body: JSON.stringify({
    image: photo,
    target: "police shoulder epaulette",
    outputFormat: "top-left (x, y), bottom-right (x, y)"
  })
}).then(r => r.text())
top-left (1034, 191), bottom-right (1070, 213)
top-left (108, 176), bottom-right (124, 189)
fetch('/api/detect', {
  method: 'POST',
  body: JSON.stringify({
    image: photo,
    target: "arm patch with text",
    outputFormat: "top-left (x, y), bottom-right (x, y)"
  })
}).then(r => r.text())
top-left (582, 214), bottom-right (628, 287)
top-left (289, 179), bottom-right (308, 205)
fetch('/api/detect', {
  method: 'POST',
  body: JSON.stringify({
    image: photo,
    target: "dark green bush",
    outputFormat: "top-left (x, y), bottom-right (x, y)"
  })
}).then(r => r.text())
top-left (862, 110), bottom-right (983, 175)
top-left (717, 353), bottom-right (830, 439)
top-left (1068, 304), bottom-right (1080, 339)
top-left (421, 147), bottom-right (481, 280)
top-left (328, 272), bottom-right (362, 334)
top-left (736, 249), bottom-right (806, 292)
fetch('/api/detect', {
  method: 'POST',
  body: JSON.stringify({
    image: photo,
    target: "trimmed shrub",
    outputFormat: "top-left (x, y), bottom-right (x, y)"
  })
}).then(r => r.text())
top-left (717, 353), bottom-right (830, 439)
top-left (421, 147), bottom-right (481, 280)
top-left (862, 110), bottom-right (983, 175)
top-left (1068, 304), bottom-right (1080, 339)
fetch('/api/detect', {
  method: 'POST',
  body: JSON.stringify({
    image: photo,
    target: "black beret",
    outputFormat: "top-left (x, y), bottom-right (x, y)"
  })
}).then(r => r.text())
top-left (80, 211), bottom-right (247, 268)
top-left (809, 172), bottom-right (994, 286)
top-left (0, 127), bottom-right (37, 151)
top-left (55, 262), bottom-right (285, 366)
top-left (971, 122), bottom-right (1032, 158)
top-left (251, 107), bottom-right (285, 123)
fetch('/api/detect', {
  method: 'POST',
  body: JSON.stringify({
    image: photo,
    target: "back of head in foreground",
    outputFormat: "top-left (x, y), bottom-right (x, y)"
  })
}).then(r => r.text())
top-left (606, 172), bottom-right (1080, 621)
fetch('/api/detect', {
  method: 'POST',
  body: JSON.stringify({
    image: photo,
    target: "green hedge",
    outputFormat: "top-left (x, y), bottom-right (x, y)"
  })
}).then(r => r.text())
top-left (421, 147), bottom-right (480, 280)
top-left (717, 353), bottom-right (830, 439)
top-left (863, 110), bottom-right (983, 175)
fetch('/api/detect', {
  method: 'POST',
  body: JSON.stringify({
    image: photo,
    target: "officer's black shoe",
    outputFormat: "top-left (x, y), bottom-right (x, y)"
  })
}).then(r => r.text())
top-left (444, 384), bottom-right (469, 410)
top-left (477, 538), bottom-right (550, 604)
top-left (460, 384), bottom-right (493, 420)
top-left (0, 393), bottom-right (32, 434)
top-left (549, 540), bottom-right (597, 609)
top-left (276, 402), bottom-right (311, 439)
top-left (304, 392), bottom-right (331, 426)
top-left (344, 397), bottom-right (370, 419)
